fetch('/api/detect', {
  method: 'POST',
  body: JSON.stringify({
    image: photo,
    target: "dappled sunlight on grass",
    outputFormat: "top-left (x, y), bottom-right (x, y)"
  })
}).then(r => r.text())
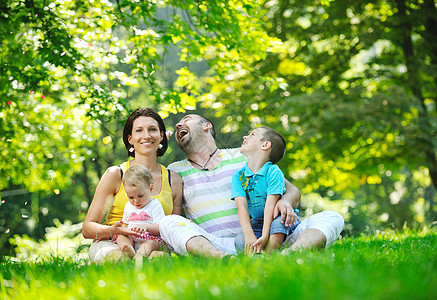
top-left (1, 229), bottom-right (436, 299)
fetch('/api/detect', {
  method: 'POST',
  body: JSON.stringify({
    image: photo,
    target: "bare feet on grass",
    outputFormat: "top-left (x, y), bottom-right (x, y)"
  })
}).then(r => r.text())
top-left (121, 244), bottom-right (136, 258)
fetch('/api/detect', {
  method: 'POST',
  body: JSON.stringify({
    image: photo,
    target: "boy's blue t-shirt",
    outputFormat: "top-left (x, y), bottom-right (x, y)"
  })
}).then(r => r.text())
top-left (231, 161), bottom-right (286, 219)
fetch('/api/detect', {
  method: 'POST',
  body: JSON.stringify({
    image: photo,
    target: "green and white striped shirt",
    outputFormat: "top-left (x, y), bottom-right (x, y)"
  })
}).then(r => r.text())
top-left (168, 148), bottom-right (246, 238)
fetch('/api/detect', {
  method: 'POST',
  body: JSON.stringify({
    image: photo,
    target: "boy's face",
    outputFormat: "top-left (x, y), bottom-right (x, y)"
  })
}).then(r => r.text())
top-left (240, 128), bottom-right (265, 155)
top-left (125, 183), bottom-right (153, 209)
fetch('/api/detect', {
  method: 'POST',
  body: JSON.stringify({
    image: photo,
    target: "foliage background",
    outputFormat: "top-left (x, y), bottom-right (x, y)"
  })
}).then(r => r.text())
top-left (0, 0), bottom-right (436, 258)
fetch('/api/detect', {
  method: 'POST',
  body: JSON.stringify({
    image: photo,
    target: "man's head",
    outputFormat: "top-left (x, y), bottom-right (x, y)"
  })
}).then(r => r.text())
top-left (240, 126), bottom-right (286, 164)
top-left (174, 114), bottom-right (216, 153)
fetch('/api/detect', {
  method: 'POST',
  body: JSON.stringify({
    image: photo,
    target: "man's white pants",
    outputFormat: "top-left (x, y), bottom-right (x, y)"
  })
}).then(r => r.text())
top-left (160, 210), bottom-right (344, 255)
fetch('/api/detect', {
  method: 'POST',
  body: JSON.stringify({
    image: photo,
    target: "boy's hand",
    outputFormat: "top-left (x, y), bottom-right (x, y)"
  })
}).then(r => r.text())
top-left (274, 199), bottom-right (297, 227)
top-left (244, 233), bottom-right (258, 255)
top-left (252, 235), bottom-right (268, 253)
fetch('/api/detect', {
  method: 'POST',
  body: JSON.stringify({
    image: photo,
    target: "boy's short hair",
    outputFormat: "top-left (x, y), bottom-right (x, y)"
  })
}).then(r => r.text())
top-left (258, 126), bottom-right (286, 164)
top-left (122, 165), bottom-right (154, 188)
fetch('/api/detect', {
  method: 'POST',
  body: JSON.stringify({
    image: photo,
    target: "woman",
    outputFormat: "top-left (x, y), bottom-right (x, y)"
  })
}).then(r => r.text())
top-left (82, 108), bottom-right (183, 261)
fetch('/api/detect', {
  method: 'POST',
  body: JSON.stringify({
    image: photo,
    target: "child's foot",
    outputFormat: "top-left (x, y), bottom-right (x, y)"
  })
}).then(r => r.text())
top-left (121, 245), bottom-right (136, 258)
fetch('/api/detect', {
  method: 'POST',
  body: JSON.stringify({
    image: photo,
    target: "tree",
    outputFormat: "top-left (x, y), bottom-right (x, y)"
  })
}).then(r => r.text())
top-left (0, 0), bottom-right (279, 254)
top-left (203, 0), bottom-right (436, 227)
top-left (0, 0), bottom-right (279, 191)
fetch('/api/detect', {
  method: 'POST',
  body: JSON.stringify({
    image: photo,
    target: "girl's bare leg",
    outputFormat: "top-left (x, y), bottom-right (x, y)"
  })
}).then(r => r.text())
top-left (136, 240), bottom-right (161, 259)
top-left (116, 235), bottom-right (136, 258)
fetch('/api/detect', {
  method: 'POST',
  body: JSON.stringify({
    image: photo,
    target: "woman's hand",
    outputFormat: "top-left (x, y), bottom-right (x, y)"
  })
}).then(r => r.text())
top-left (110, 221), bottom-right (138, 237)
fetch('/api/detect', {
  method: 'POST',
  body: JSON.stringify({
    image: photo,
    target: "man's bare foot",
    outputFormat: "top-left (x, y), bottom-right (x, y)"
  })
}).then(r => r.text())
top-left (280, 246), bottom-right (296, 255)
top-left (121, 245), bottom-right (136, 258)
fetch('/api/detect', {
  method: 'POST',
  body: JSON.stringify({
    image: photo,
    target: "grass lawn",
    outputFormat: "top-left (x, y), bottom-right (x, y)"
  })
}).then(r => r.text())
top-left (1, 230), bottom-right (436, 299)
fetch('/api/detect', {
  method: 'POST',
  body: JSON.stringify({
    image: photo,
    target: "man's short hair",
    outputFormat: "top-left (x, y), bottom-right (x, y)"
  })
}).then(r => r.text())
top-left (258, 126), bottom-right (286, 164)
top-left (198, 115), bottom-right (216, 139)
top-left (122, 165), bottom-right (153, 188)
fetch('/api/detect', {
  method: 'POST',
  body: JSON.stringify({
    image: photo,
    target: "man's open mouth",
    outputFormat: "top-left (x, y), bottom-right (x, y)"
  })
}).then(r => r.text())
top-left (178, 129), bottom-right (188, 139)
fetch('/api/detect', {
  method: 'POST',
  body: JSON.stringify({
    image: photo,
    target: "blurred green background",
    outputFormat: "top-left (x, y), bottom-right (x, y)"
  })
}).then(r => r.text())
top-left (1, 0), bottom-right (436, 258)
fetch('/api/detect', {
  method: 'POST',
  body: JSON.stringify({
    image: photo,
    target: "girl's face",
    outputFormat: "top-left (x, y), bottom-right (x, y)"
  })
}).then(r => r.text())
top-left (124, 183), bottom-right (153, 209)
top-left (128, 116), bottom-right (164, 156)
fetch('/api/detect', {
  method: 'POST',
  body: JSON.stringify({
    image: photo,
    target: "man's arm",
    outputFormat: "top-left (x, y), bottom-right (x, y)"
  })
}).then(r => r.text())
top-left (274, 179), bottom-right (301, 227)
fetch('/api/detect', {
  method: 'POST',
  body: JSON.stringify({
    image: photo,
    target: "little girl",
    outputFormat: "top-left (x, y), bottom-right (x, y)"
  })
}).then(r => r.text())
top-left (114, 165), bottom-right (168, 259)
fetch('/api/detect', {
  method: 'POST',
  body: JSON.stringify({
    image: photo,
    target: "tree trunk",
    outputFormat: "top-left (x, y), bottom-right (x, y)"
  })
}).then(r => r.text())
top-left (422, 0), bottom-right (437, 114)
top-left (82, 160), bottom-right (93, 205)
top-left (395, 0), bottom-right (437, 221)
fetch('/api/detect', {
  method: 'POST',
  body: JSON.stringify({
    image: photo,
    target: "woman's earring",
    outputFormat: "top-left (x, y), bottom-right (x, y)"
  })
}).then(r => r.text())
top-left (158, 144), bottom-right (163, 149)
top-left (129, 147), bottom-right (134, 153)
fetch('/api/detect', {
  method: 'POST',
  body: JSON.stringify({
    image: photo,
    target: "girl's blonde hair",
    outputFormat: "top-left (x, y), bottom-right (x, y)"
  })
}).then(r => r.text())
top-left (122, 165), bottom-right (153, 188)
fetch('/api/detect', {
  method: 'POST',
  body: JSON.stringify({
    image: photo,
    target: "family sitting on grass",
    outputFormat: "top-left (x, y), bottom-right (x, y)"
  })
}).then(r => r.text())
top-left (82, 108), bottom-right (344, 261)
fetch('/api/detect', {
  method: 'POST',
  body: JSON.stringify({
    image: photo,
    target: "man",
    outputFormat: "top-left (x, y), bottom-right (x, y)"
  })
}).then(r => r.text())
top-left (160, 114), bottom-right (344, 257)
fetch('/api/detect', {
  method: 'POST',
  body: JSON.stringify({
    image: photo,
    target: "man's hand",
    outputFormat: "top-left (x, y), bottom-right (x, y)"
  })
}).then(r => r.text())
top-left (273, 199), bottom-right (297, 227)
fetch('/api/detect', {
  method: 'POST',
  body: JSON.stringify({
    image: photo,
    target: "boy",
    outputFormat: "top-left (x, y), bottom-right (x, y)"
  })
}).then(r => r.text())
top-left (115, 165), bottom-right (168, 258)
top-left (232, 126), bottom-right (301, 254)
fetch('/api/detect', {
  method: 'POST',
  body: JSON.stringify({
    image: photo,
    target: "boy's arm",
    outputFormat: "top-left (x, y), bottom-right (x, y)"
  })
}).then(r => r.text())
top-left (274, 179), bottom-right (300, 227)
top-left (253, 194), bottom-right (279, 253)
top-left (235, 196), bottom-right (257, 254)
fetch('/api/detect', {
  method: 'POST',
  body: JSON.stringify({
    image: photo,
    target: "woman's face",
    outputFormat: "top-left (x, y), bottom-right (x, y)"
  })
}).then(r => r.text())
top-left (128, 116), bottom-right (164, 156)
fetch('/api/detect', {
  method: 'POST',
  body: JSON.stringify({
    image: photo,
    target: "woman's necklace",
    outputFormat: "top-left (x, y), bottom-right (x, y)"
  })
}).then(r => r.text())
top-left (188, 148), bottom-right (218, 171)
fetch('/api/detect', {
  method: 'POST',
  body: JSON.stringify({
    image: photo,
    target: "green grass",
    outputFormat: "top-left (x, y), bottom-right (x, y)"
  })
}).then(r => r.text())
top-left (1, 230), bottom-right (436, 299)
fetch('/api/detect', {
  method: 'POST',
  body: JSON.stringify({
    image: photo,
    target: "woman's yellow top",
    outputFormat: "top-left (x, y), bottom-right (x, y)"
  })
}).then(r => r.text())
top-left (103, 161), bottom-right (173, 225)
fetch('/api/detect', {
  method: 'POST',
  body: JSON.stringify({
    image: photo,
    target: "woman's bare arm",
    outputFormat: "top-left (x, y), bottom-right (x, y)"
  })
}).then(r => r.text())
top-left (170, 171), bottom-right (183, 215)
top-left (82, 166), bottom-right (136, 240)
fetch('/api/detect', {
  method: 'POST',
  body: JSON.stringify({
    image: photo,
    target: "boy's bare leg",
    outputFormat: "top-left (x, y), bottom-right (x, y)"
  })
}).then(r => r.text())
top-left (281, 228), bottom-right (327, 254)
top-left (265, 233), bottom-right (286, 253)
top-left (116, 235), bottom-right (136, 258)
top-left (186, 236), bottom-right (229, 258)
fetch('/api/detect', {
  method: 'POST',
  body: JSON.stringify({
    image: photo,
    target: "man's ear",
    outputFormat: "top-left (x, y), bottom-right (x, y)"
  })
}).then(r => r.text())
top-left (261, 140), bottom-right (272, 151)
top-left (150, 183), bottom-right (154, 192)
top-left (204, 122), bottom-right (212, 132)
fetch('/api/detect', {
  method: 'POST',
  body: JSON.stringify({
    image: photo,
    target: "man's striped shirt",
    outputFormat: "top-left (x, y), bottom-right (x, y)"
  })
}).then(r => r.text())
top-left (167, 148), bottom-right (246, 238)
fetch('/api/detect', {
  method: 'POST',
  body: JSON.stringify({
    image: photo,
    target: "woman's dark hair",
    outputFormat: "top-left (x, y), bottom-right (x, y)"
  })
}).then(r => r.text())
top-left (122, 108), bottom-right (168, 157)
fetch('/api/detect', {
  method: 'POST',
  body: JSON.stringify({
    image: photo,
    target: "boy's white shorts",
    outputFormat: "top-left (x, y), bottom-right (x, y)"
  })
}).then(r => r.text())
top-left (160, 210), bottom-right (344, 255)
